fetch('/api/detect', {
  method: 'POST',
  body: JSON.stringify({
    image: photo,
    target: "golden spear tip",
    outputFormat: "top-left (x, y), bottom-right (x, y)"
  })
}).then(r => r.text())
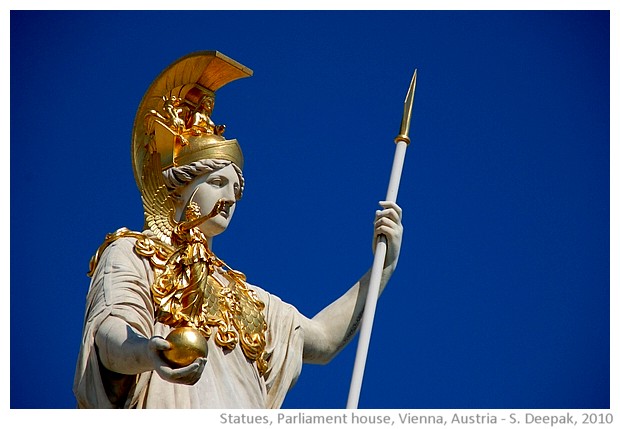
top-left (398, 69), bottom-right (417, 139)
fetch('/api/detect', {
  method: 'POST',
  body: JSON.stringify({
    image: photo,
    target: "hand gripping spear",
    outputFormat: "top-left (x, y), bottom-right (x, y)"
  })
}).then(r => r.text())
top-left (346, 69), bottom-right (417, 409)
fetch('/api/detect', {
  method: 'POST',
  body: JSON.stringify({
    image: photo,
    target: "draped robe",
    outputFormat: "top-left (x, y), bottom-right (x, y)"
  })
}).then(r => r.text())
top-left (73, 235), bottom-right (304, 408)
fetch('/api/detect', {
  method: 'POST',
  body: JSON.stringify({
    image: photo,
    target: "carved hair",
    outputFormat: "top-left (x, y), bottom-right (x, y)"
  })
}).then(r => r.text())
top-left (162, 159), bottom-right (245, 202)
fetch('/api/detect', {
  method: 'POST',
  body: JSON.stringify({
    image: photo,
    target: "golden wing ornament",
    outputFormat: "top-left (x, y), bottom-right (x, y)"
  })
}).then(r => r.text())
top-left (141, 149), bottom-right (177, 245)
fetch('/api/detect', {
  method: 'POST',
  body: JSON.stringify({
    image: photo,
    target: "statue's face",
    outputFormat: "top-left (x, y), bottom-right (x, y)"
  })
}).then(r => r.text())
top-left (179, 164), bottom-right (241, 237)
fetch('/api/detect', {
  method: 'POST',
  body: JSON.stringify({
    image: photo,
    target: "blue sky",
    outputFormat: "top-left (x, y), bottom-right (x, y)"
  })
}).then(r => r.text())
top-left (9, 9), bottom-right (612, 410)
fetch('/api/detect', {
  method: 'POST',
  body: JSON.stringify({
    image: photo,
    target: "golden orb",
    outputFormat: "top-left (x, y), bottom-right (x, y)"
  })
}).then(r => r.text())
top-left (161, 327), bottom-right (208, 368)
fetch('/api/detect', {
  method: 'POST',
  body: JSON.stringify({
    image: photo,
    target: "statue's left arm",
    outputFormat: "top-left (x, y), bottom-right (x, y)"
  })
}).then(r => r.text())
top-left (300, 201), bottom-right (403, 364)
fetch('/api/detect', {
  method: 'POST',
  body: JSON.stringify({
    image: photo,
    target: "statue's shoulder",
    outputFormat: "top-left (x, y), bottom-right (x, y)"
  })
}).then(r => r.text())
top-left (87, 228), bottom-right (173, 277)
top-left (247, 283), bottom-right (269, 300)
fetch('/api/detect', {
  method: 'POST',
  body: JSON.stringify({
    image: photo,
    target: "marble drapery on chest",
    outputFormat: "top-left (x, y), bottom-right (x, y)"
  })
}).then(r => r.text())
top-left (73, 235), bottom-right (304, 408)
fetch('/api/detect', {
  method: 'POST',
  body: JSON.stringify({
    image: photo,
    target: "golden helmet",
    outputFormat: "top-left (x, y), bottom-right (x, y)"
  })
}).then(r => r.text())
top-left (131, 51), bottom-right (252, 195)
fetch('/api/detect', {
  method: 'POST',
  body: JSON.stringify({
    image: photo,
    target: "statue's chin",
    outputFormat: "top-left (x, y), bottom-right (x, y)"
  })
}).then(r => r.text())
top-left (199, 215), bottom-right (231, 238)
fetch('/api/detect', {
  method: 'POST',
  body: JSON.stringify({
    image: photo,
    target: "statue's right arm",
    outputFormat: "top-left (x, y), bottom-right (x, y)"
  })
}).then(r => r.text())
top-left (95, 316), bottom-right (207, 385)
top-left (299, 201), bottom-right (403, 364)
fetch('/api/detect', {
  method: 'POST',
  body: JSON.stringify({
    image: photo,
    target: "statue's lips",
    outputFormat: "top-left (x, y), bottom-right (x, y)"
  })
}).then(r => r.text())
top-left (180, 199), bottom-right (233, 230)
top-left (215, 200), bottom-right (233, 220)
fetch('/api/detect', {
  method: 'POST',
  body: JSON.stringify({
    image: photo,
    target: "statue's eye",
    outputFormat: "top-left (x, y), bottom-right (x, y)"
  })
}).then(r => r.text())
top-left (208, 176), bottom-right (227, 187)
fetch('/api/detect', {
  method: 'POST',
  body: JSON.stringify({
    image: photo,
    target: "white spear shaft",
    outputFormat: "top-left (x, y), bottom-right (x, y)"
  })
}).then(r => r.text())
top-left (346, 69), bottom-right (417, 409)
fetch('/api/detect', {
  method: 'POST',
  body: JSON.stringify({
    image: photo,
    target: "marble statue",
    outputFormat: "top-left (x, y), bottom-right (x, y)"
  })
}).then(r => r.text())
top-left (73, 51), bottom-right (403, 408)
